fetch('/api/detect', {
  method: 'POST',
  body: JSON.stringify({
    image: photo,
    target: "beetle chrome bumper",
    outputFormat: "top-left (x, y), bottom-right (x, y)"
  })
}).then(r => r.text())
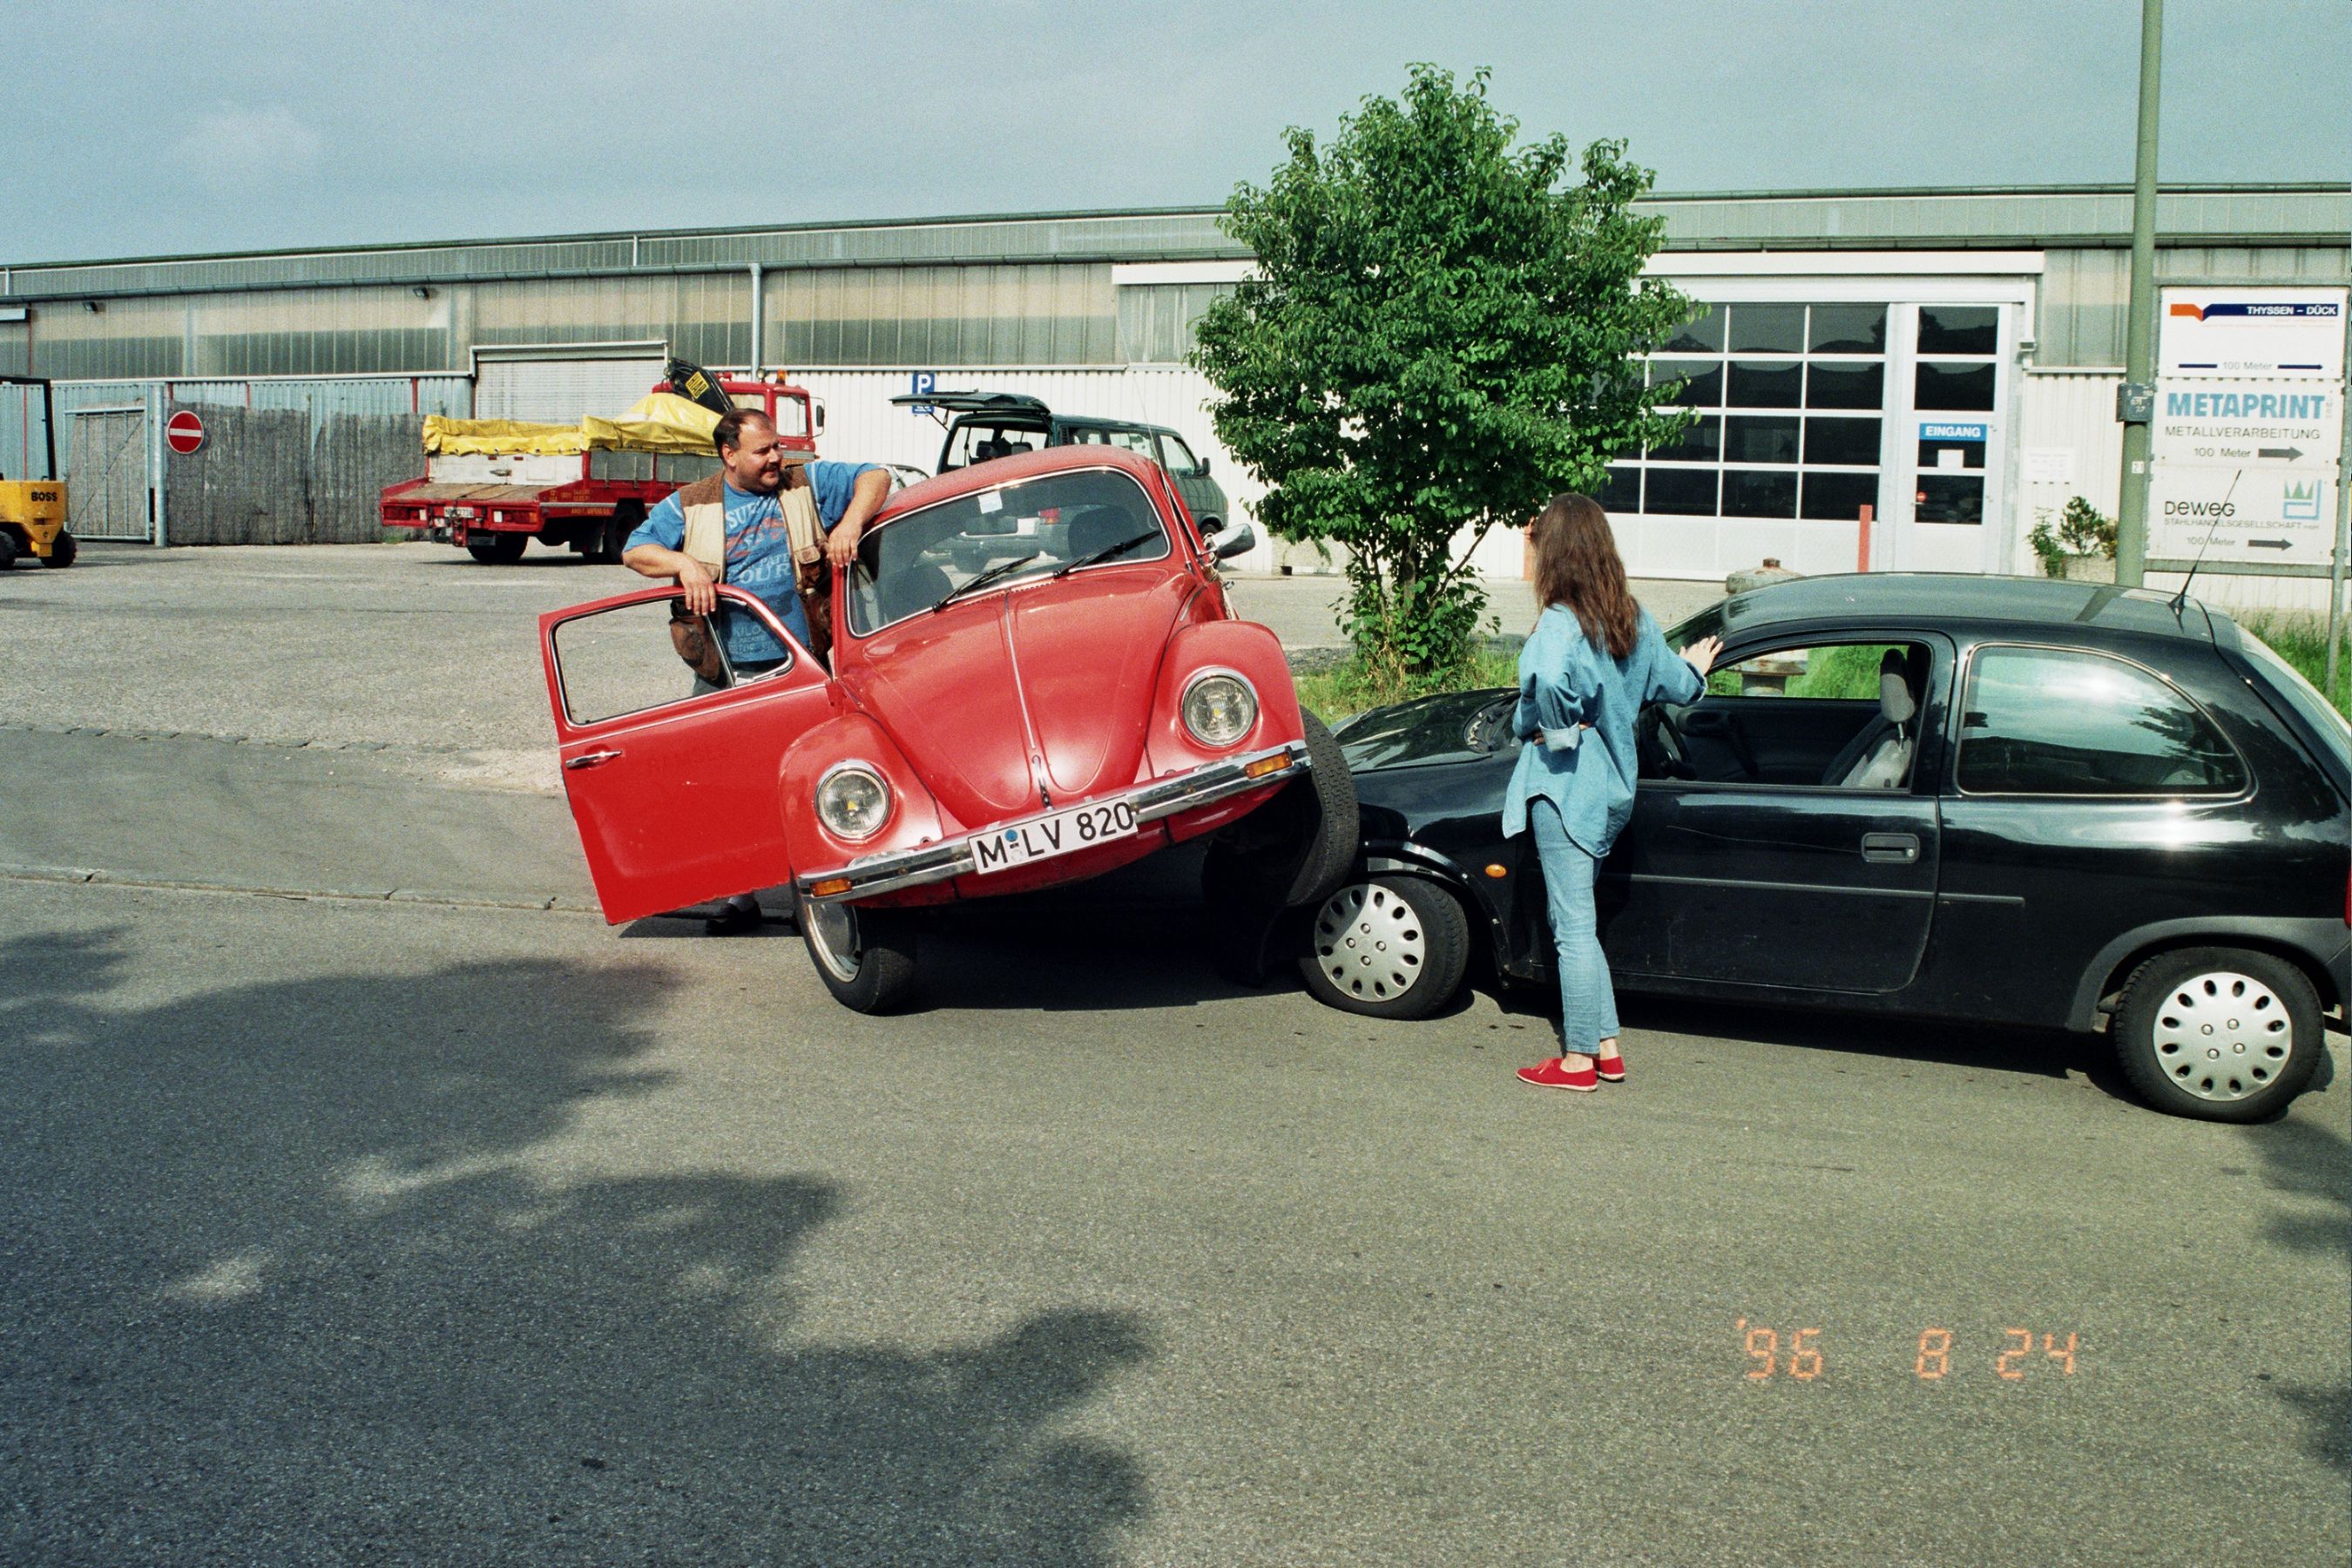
top-left (795, 739), bottom-right (1310, 904)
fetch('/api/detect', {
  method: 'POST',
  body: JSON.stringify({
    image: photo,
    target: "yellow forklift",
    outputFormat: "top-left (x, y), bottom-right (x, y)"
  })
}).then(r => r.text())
top-left (0, 375), bottom-right (74, 569)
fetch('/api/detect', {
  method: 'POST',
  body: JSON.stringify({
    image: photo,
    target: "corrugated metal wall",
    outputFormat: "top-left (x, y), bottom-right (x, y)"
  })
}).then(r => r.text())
top-left (0, 375), bottom-right (469, 543)
top-left (2037, 244), bottom-right (2352, 368)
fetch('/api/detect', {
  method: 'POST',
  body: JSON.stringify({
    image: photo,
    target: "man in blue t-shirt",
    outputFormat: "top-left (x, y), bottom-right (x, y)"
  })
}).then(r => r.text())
top-left (622, 407), bottom-right (889, 932)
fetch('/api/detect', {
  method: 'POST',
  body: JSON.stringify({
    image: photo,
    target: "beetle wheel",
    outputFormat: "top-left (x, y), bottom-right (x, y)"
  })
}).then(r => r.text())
top-left (797, 888), bottom-right (919, 1014)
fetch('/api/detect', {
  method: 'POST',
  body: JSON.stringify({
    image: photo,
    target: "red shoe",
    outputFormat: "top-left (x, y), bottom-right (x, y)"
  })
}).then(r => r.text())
top-left (1596, 1053), bottom-right (1625, 1083)
top-left (1517, 1058), bottom-right (1598, 1092)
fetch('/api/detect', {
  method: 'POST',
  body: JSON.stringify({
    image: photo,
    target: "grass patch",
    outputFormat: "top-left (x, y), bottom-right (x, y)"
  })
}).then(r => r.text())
top-left (2239, 612), bottom-right (2351, 720)
top-left (1293, 644), bottom-right (1521, 724)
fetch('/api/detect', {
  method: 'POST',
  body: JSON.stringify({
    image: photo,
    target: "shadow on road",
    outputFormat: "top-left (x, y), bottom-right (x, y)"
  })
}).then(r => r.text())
top-left (2244, 1112), bottom-right (2350, 1472)
top-left (0, 928), bottom-right (1150, 1563)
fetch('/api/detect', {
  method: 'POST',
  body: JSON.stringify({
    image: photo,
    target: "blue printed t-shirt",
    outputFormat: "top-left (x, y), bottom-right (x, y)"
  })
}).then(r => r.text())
top-left (625, 461), bottom-right (879, 666)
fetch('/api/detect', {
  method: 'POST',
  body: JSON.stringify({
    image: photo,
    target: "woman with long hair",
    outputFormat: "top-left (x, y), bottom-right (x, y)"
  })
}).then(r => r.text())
top-left (1504, 492), bottom-right (1720, 1092)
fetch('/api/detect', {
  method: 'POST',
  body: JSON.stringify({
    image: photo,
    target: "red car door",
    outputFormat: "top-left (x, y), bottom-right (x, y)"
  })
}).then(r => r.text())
top-left (540, 585), bottom-right (835, 923)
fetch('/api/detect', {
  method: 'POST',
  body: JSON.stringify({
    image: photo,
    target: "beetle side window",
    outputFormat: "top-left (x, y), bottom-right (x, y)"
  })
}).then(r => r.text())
top-left (551, 596), bottom-right (798, 726)
top-left (1956, 646), bottom-right (2247, 796)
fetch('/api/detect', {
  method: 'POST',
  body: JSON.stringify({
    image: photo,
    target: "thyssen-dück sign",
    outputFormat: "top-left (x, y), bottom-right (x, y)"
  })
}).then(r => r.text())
top-left (2147, 467), bottom-right (2336, 565)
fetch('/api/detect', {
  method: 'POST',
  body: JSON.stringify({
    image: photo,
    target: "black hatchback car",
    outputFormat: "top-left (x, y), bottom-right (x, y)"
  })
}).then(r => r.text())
top-left (1309, 575), bottom-right (2349, 1122)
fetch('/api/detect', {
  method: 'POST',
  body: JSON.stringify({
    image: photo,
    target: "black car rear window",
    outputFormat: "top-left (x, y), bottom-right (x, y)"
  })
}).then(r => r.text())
top-left (1956, 645), bottom-right (2247, 796)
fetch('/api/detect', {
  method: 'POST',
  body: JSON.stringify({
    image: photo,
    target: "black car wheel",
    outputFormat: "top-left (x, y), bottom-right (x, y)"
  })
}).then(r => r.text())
top-left (466, 533), bottom-right (528, 564)
top-left (2112, 947), bottom-right (2322, 1121)
top-left (797, 888), bottom-right (919, 1014)
top-left (0, 529), bottom-right (19, 570)
top-left (1297, 875), bottom-right (1470, 1019)
top-left (1201, 708), bottom-right (1360, 911)
top-left (41, 530), bottom-right (75, 569)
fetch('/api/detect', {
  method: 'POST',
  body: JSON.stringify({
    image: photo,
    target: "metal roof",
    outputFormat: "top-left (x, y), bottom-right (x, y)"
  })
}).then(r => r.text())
top-left (1713, 572), bottom-right (2220, 642)
top-left (4, 185), bottom-right (2342, 301)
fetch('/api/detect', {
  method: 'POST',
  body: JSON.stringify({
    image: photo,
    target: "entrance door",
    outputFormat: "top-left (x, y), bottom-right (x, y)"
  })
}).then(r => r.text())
top-left (1897, 304), bottom-right (2006, 573)
top-left (67, 407), bottom-right (150, 540)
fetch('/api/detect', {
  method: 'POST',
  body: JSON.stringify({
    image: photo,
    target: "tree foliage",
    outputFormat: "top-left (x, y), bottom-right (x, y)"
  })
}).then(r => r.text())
top-left (1192, 65), bottom-right (1693, 681)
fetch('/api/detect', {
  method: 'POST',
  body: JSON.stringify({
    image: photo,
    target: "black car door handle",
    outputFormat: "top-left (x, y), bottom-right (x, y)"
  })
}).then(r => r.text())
top-left (1860, 832), bottom-right (1919, 864)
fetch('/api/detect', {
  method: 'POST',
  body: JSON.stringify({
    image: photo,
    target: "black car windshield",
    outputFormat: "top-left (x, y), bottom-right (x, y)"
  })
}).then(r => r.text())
top-left (847, 468), bottom-right (1172, 636)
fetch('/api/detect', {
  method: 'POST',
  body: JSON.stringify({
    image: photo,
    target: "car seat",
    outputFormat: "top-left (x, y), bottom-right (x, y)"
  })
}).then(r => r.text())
top-left (880, 559), bottom-right (954, 623)
top-left (1063, 504), bottom-right (1133, 562)
top-left (1821, 648), bottom-right (1919, 787)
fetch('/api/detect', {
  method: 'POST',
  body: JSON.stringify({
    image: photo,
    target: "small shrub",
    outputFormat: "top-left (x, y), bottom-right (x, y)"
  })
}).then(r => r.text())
top-left (2031, 497), bottom-right (2117, 578)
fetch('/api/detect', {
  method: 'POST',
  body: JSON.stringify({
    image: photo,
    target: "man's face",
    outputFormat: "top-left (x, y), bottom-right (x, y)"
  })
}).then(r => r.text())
top-left (720, 417), bottom-right (786, 495)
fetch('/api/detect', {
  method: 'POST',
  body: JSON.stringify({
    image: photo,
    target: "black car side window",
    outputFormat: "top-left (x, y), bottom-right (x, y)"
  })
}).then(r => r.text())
top-left (1956, 646), bottom-right (2247, 796)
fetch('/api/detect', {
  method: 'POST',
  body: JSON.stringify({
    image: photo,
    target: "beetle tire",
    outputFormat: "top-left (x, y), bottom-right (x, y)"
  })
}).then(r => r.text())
top-left (796, 889), bottom-right (919, 1014)
top-left (2112, 946), bottom-right (2321, 1122)
top-left (1296, 875), bottom-right (1470, 1019)
top-left (1201, 708), bottom-right (1359, 911)
top-left (41, 530), bottom-right (75, 569)
top-left (466, 533), bottom-right (527, 564)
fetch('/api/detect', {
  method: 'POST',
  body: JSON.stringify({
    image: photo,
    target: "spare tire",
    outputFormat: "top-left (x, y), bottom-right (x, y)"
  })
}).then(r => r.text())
top-left (1201, 708), bottom-right (1359, 912)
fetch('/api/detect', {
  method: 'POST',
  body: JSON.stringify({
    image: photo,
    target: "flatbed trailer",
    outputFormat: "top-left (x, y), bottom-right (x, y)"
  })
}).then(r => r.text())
top-left (379, 375), bottom-right (820, 564)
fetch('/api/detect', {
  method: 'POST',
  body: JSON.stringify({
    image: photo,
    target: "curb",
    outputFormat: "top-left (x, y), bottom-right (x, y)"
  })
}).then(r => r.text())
top-left (0, 862), bottom-right (589, 915)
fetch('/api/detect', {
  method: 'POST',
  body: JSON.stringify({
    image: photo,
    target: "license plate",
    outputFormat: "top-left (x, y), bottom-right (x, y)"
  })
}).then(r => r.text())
top-left (972, 799), bottom-right (1139, 875)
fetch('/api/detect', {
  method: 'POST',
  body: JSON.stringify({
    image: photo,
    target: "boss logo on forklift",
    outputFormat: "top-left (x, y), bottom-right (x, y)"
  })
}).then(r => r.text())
top-left (30, 490), bottom-right (57, 504)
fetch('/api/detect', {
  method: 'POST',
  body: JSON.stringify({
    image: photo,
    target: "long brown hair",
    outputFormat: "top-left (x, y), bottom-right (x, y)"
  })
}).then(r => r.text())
top-left (1529, 492), bottom-right (1639, 659)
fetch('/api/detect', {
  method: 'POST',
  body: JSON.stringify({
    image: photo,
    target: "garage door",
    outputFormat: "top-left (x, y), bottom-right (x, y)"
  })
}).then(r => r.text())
top-left (474, 355), bottom-right (667, 423)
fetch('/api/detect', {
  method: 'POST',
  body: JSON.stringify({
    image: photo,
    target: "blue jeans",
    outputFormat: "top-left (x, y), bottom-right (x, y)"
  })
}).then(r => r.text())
top-left (1531, 800), bottom-right (1618, 1055)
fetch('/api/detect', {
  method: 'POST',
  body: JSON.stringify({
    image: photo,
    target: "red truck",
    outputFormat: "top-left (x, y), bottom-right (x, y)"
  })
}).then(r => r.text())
top-left (378, 375), bottom-right (821, 564)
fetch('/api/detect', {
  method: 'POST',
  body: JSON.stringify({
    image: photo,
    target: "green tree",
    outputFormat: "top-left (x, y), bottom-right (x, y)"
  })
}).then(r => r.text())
top-left (1192, 65), bottom-right (1693, 685)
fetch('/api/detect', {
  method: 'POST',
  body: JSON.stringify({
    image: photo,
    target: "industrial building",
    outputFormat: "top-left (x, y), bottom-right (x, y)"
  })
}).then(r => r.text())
top-left (3, 184), bottom-right (2344, 605)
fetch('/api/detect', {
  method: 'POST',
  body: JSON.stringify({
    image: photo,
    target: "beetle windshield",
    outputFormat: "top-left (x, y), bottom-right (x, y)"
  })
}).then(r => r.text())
top-left (846, 468), bottom-right (1172, 635)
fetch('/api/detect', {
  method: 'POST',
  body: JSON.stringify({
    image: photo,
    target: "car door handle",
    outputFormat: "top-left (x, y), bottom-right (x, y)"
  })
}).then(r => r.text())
top-left (1860, 832), bottom-right (1919, 864)
top-left (564, 749), bottom-right (624, 771)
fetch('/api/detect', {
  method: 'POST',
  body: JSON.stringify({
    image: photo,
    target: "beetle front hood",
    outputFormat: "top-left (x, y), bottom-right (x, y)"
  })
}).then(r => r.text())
top-left (842, 566), bottom-right (1193, 825)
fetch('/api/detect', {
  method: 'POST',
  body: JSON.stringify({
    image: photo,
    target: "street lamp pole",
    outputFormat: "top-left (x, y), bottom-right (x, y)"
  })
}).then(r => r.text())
top-left (2113, 0), bottom-right (2163, 588)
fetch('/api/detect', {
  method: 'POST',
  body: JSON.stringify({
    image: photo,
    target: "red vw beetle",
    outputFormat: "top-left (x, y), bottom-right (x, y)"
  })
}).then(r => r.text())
top-left (538, 444), bottom-right (1354, 1010)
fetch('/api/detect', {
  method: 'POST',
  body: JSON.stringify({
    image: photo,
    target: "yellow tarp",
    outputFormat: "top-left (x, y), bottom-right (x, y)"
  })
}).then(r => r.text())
top-left (422, 392), bottom-right (724, 457)
top-left (580, 391), bottom-right (722, 456)
top-left (422, 417), bottom-right (587, 456)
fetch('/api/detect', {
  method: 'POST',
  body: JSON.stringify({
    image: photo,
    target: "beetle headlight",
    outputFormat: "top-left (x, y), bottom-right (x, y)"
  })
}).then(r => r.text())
top-left (1182, 672), bottom-right (1258, 748)
top-left (815, 763), bottom-right (891, 840)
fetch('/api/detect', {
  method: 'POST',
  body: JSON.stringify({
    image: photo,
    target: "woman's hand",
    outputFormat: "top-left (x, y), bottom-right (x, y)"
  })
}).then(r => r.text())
top-left (1681, 635), bottom-right (1722, 676)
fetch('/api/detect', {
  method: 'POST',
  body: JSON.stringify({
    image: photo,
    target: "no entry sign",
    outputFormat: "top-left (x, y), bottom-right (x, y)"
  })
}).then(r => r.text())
top-left (166, 409), bottom-right (206, 455)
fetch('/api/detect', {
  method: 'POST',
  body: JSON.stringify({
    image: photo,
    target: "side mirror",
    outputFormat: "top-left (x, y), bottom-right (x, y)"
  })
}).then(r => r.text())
top-left (1194, 452), bottom-right (1211, 476)
top-left (814, 400), bottom-right (828, 435)
top-left (1211, 522), bottom-right (1257, 561)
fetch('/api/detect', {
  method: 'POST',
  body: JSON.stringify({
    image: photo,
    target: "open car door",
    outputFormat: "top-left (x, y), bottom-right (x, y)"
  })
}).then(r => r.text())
top-left (540, 585), bottom-right (835, 923)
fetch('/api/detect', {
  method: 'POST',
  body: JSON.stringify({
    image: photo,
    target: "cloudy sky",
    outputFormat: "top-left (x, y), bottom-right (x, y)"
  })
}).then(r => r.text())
top-left (8, 0), bottom-right (2346, 264)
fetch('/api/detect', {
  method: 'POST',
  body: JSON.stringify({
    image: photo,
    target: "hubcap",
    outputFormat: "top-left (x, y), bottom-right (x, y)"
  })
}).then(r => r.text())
top-left (2151, 970), bottom-right (2292, 1102)
top-left (1311, 882), bottom-right (1425, 1004)
top-left (807, 901), bottom-right (863, 983)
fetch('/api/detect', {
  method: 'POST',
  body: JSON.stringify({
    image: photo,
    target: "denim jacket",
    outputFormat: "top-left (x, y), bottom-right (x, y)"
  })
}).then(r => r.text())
top-left (1499, 604), bottom-right (1703, 857)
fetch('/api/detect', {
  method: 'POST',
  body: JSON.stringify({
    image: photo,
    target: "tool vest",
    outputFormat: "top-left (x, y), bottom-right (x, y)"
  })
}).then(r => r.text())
top-left (671, 470), bottom-right (832, 665)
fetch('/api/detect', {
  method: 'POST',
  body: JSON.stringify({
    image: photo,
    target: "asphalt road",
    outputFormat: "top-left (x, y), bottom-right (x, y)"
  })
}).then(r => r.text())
top-left (0, 542), bottom-right (2344, 1565)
